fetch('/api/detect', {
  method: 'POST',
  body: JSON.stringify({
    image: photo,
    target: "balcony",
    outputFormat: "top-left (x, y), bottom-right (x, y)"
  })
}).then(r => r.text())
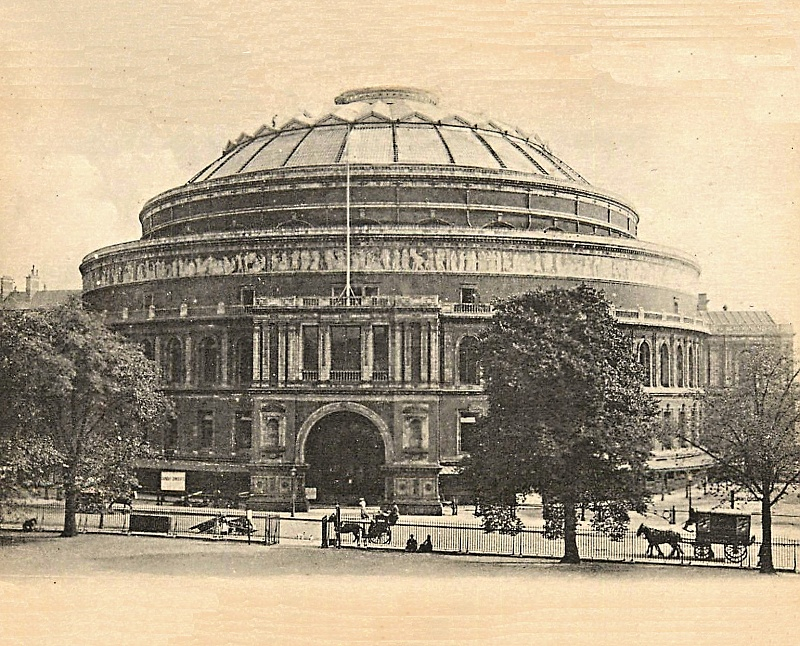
top-left (101, 303), bottom-right (249, 324)
top-left (254, 295), bottom-right (440, 309)
top-left (329, 370), bottom-right (362, 382)
top-left (614, 308), bottom-right (709, 333)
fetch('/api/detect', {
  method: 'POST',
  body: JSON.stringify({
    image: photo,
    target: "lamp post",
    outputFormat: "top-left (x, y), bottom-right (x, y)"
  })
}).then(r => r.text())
top-left (687, 472), bottom-right (693, 513)
top-left (290, 466), bottom-right (297, 518)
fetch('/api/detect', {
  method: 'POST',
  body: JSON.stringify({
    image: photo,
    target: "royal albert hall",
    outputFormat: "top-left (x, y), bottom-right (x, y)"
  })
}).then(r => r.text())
top-left (81, 87), bottom-right (711, 513)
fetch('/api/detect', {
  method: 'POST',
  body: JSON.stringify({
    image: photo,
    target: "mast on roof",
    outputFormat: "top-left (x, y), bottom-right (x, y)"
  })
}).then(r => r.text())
top-left (340, 127), bottom-right (356, 304)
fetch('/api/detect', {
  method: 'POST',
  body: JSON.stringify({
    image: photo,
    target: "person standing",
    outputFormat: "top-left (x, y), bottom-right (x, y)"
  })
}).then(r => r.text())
top-left (359, 497), bottom-right (369, 520)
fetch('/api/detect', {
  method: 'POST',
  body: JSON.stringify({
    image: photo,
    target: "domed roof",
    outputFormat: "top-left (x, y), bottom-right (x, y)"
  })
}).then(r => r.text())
top-left (189, 87), bottom-right (588, 185)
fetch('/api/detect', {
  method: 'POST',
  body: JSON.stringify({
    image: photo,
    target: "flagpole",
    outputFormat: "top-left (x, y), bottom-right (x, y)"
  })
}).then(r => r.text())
top-left (345, 144), bottom-right (351, 303)
top-left (341, 129), bottom-right (354, 304)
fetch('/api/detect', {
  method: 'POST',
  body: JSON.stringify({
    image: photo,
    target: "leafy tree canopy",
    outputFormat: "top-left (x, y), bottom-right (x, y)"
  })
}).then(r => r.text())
top-left (0, 300), bottom-right (173, 534)
top-left (462, 286), bottom-right (658, 562)
top-left (693, 345), bottom-right (800, 573)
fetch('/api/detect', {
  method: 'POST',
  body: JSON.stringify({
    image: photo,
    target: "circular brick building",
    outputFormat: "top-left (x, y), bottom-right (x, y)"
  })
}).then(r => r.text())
top-left (81, 87), bottom-right (708, 512)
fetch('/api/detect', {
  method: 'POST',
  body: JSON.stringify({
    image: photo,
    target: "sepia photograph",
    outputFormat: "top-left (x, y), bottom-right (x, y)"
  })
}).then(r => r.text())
top-left (1, 2), bottom-right (799, 644)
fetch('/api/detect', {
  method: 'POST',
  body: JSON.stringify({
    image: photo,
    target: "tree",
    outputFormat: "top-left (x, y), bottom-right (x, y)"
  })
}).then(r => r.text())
top-left (691, 346), bottom-right (800, 574)
top-left (0, 300), bottom-right (172, 536)
top-left (462, 286), bottom-right (658, 563)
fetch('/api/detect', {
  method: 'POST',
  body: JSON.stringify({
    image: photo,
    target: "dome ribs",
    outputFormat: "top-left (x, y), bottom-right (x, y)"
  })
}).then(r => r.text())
top-left (280, 127), bottom-right (315, 168)
top-left (188, 89), bottom-right (597, 190)
top-left (504, 136), bottom-right (549, 175)
top-left (432, 124), bottom-right (456, 164)
top-left (472, 131), bottom-right (507, 170)
top-left (225, 135), bottom-right (278, 177)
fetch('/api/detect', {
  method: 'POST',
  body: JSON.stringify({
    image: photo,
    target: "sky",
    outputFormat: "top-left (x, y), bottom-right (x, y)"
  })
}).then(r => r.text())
top-left (1, 0), bottom-right (798, 332)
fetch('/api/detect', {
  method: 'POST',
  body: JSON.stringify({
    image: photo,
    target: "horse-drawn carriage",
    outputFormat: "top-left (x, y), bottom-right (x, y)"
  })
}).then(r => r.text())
top-left (189, 513), bottom-right (254, 536)
top-left (328, 507), bottom-right (399, 546)
top-left (683, 509), bottom-right (754, 563)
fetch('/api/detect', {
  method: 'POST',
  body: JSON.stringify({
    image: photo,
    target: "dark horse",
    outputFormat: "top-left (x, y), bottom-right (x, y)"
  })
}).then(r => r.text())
top-left (636, 523), bottom-right (684, 558)
top-left (327, 513), bottom-right (364, 546)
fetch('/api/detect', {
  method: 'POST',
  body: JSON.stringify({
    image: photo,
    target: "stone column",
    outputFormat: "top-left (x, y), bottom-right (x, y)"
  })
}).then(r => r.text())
top-left (153, 335), bottom-right (161, 381)
top-left (184, 335), bottom-right (193, 386)
top-left (287, 324), bottom-right (300, 382)
top-left (420, 322), bottom-right (430, 384)
top-left (252, 324), bottom-right (261, 382)
top-left (264, 324), bottom-right (273, 383)
top-left (364, 324), bottom-right (373, 382)
top-left (442, 328), bottom-right (453, 384)
top-left (320, 324), bottom-right (331, 381)
top-left (392, 323), bottom-right (402, 382)
top-left (277, 324), bottom-right (287, 384)
top-left (220, 330), bottom-right (229, 385)
top-left (428, 322), bottom-right (439, 385)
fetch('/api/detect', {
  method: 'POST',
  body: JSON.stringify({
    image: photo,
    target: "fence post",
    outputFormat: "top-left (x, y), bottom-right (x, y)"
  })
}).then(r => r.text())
top-left (335, 503), bottom-right (341, 549)
top-left (321, 515), bottom-right (328, 548)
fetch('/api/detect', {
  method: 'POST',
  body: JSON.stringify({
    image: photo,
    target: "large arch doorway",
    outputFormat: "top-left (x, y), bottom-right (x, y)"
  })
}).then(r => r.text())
top-left (304, 411), bottom-right (386, 505)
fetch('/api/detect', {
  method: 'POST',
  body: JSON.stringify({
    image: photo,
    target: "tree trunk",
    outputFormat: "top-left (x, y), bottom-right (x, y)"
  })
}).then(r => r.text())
top-left (62, 469), bottom-right (78, 538)
top-left (560, 500), bottom-right (581, 564)
top-left (759, 492), bottom-right (776, 574)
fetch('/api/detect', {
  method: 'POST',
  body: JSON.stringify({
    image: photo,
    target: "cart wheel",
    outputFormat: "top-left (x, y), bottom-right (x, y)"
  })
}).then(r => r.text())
top-left (694, 544), bottom-right (713, 560)
top-left (381, 528), bottom-right (392, 545)
top-left (724, 544), bottom-right (748, 563)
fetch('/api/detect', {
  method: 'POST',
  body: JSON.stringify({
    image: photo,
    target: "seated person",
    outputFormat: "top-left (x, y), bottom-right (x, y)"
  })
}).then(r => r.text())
top-left (417, 535), bottom-right (433, 553)
top-left (405, 534), bottom-right (418, 552)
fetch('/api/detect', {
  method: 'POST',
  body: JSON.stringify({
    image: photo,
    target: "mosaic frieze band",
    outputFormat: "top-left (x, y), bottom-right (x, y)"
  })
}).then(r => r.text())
top-left (83, 237), bottom-right (698, 294)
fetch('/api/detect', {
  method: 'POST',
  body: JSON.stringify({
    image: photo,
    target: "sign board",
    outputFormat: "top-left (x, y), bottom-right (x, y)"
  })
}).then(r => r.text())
top-left (304, 487), bottom-right (317, 500)
top-left (160, 471), bottom-right (186, 492)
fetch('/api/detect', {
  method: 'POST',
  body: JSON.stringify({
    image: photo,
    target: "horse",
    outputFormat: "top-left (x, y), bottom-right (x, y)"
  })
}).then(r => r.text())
top-left (327, 513), bottom-right (364, 546)
top-left (107, 491), bottom-right (137, 512)
top-left (636, 523), bottom-right (684, 558)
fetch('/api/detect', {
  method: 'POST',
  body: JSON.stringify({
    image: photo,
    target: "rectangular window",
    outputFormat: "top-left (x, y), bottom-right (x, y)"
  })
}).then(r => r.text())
top-left (199, 411), bottom-right (214, 449)
top-left (460, 286), bottom-right (477, 304)
top-left (409, 323), bottom-right (421, 382)
top-left (330, 325), bottom-right (361, 381)
top-left (302, 325), bottom-right (319, 380)
top-left (458, 412), bottom-right (477, 454)
top-left (234, 411), bottom-right (252, 450)
top-left (240, 286), bottom-right (255, 306)
top-left (372, 325), bottom-right (389, 380)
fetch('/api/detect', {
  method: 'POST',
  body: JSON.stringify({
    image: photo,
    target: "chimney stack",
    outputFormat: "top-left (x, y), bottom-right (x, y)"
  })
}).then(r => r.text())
top-left (26, 265), bottom-right (40, 298)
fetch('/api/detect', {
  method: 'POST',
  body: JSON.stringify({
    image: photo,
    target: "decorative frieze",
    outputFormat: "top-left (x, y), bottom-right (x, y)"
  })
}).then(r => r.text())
top-left (83, 238), bottom-right (697, 295)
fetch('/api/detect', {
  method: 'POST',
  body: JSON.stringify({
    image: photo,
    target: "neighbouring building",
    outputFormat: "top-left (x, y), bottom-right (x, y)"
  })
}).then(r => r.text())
top-left (77, 87), bottom-right (791, 512)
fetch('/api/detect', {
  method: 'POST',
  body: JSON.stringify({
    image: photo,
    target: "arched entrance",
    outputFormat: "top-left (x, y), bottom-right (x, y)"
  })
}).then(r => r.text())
top-left (304, 411), bottom-right (386, 505)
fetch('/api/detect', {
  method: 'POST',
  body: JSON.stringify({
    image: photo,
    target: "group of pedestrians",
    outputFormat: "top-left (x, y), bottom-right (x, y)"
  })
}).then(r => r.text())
top-left (405, 534), bottom-right (433, 553)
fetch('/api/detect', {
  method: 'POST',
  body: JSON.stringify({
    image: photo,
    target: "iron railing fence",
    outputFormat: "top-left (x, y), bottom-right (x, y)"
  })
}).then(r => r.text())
top-left (1, 502), bottom-right (280, 545)
top-left (327, 514), bottom-right (799, 571)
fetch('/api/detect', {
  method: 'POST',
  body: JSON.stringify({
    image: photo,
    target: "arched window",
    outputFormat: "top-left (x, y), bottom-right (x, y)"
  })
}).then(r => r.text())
top-left (676, 345), bottom-right (684, 388)
top-left (458, 336), bottom-right (480, 385)
top-left (688, 346), bottom-right (695, 387)
top-left (198, 336), bottom-right (220, 385)
top-left (230, 336), bottom-right (253, 386)
top-left (638, 341), bottom-right (652, 387)
top-left (659, 343), bottom-right (670, 388)
top-left (162, 337), bottom-right (183, 385)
